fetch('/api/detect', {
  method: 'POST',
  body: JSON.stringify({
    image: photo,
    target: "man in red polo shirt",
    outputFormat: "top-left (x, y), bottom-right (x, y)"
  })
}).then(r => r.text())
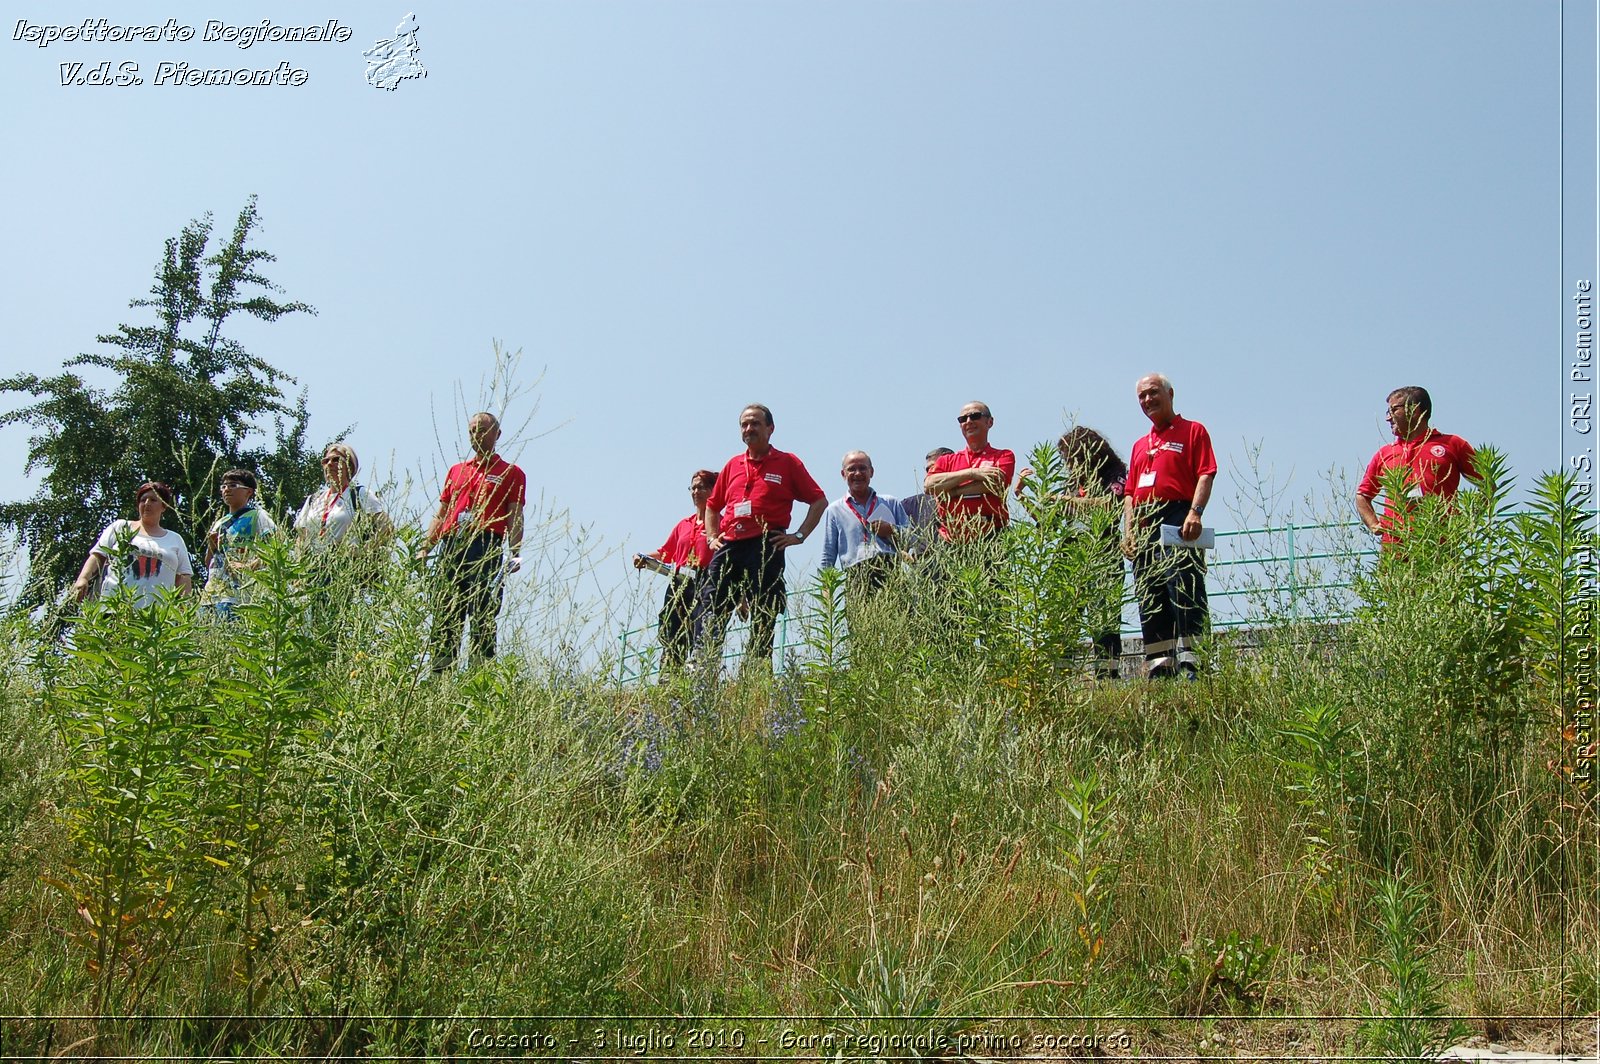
top-left (1120, 373), bottom-right (1217, 679)
top-left (924, 401), bottom-right (1016, 541)
top-left (1355, 386), bottom-right (1479, 545)
top-left (420, 411), bottom-right (527, 674)
top-left (693, 403), bottom-right (827, 673)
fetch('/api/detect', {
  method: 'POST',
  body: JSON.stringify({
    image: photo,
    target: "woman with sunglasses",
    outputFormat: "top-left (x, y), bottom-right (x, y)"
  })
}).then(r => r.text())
top-left (295, 444), bottom-right (392, 605)
top-left (295, 443), bottom-right (391, 548)
top-left (72, 481), bottom-right (194, 606)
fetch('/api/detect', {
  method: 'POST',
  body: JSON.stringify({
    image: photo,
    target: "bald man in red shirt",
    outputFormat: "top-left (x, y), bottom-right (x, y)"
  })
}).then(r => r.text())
top-left (1121, 373), bottom-right (1217, 679)
top-left (924, 400), bottom-right (1015, 541)
top-left (420, 411), bottom-right (526, 674)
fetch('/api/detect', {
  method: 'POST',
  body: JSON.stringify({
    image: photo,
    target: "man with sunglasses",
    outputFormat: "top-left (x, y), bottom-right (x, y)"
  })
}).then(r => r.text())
top-left (924, 402), bottom-right (1015, 541)
top-left (694, 404), bottom-right (827, 674)
top-left (201, 468), bottom-right (277, 618)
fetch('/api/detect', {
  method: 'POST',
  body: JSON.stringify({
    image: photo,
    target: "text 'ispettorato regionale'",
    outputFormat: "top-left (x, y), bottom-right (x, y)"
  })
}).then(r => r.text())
top-left (14, 18), bottom-right (353, 87)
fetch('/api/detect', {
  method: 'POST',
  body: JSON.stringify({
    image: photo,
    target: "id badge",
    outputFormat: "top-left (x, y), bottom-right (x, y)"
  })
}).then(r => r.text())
top-left (1137, 471), bottom-right (1157, 489)
top-left (734, 500), bottom-right (753, 518)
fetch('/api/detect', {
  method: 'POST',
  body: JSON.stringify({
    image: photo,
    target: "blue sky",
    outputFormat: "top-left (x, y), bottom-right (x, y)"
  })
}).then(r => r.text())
top-left (1, 2), bottom-right (1589, 645)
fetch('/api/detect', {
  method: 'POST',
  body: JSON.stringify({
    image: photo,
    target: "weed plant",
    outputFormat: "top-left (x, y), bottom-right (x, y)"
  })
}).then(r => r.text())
top-left (1360, 869), bottom-right (1471, 1061)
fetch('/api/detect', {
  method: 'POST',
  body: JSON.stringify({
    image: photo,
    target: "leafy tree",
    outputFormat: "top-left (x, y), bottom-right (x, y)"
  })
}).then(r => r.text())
top-left (1, 196), bottom-right (321, 607)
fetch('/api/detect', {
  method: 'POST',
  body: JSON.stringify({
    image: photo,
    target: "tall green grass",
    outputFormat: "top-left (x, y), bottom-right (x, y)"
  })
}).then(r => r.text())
top-left (0, 457), bottom-right (1592, 1059)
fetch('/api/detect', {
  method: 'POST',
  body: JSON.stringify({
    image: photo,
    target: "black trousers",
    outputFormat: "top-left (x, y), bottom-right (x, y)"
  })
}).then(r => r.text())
top-left (693, 533), bottom-right (786, 669)
top-left (656, 570), bottom-right (699, 672)
top-left (430, 532), bottom-right (505, 673)
top-left (1131, 499), bottom-right (1208, 673)
top-left (843, 553), bottom-right (896, 599)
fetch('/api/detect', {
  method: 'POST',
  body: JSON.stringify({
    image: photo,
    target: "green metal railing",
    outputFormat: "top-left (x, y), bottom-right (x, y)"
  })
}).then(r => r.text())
top-left (616, 518), bottom-right (1379, 684)
top-left (1206, 518), bottom-right (1379, 627)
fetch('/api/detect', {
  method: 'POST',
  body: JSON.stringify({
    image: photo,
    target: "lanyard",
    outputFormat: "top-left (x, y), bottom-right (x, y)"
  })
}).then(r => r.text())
top-left (741, 453), bottom-right (764, 503)
top-left (846, 493), bottom-right (879, 533)
top-left (681, 516), bottom-right (708, 567)
top-left (320, 488), bottom-right (346, 530)
top-left (732, 452), bottom-right (767, 528)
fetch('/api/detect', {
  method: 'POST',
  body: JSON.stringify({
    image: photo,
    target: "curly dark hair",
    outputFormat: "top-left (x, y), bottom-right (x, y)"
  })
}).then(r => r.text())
top-left (1056, 427), bottom-right (1126, 493)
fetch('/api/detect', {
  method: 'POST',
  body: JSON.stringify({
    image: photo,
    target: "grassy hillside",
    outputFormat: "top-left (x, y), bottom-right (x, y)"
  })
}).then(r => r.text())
top-left (0, 457), bottom-right (1593, 1060)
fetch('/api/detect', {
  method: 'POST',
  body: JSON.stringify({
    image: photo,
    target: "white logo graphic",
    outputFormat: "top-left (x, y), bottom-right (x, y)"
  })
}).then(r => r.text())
top-left (1430, 444), bottom-right (1447, 458)
top-left (364, 12), bottom-right (426, 91)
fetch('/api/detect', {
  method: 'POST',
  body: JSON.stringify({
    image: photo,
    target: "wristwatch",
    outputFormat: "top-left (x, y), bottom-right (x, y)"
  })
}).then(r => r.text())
top-left (1191, 504), bottom-right (1205, 517)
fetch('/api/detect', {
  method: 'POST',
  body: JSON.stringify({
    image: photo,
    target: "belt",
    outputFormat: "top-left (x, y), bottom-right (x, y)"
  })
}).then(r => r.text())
top-left (451, 526), bottom-right (505, 540)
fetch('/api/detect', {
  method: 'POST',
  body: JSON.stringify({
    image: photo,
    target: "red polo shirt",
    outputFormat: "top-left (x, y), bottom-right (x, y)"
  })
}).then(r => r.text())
top-left (437, 454), bottom-right (527, 537)
top-left (932, 444), bottom-right (1016, 539)
top-left (1357, 429), bottom-right (1478, 542)
top-left (1125, 416), bottom-right (1217, 505)
top-left (708, 448), bottom-right (824, 542)
top-left (655, 515), bottom-right (712, 569)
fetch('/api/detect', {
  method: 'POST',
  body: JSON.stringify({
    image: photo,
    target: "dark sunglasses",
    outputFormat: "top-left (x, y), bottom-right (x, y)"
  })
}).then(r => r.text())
top-left (957, 412), bottom-right (989, 423)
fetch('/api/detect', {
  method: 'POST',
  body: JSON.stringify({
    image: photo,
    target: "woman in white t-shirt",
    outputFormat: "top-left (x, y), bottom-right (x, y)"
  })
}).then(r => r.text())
top-left (296, 443), bottom-right (391, 547)
top-left (73, 480), bottom-right (195, 607)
